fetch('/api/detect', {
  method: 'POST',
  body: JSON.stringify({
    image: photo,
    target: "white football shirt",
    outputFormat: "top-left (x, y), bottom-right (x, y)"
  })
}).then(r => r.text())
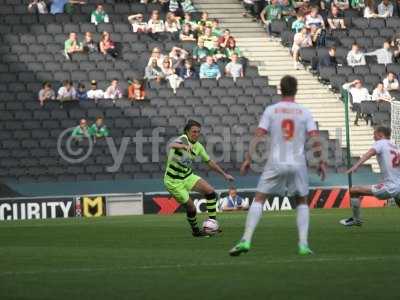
top-left (258, 100), bottom-right (317, 166)
top-left (372, 139), bottom-right (400, 191)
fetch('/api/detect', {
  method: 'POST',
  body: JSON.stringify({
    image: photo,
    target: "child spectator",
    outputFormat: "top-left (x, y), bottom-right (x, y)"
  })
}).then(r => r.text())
top-left (89, 116), bottom-right (109, 140)
top-left (104, 79), bottom-right (123, 102)
top-left (145, 58), bottom-right (164, 82)
top-left (64, 32), bottom-right (83, 59)
top-left (128, 79), bottom-right (146, 101)
top-left (83, 32), bottom-right (98, 53)
top-left (225, 53), bottom-right (244, 80)
top-left (72, 119), bottom-right (90, 142)
top-left (180, 23), bottom-right (196, 41)
top-left (91, 4), bottom-right (109, 26)
top-left (292, 13), bottom-right (305, 33)
top-left (200, 26), bottom-right (218, 49)
top-left (87, 80), bottom-right (105, 102)
top-left (38, 81), bottom-right (55, 107)
top-left (198, 11), bottom-right (212, 27)
top-left (57, 80), bottom-right (77, 102)
top-left (161, 59), bottom-right (183, 93)
top-left (346, 43), bottom-right (366, 66)
top-left (372, 82), bottom-right (393, 101)
top-left (76, 83), bottom-right (88, 101)
top-left (128, 13), bottom-right (148, 33)
top-left (177, 59), bottom-right (198, 79)
top-left (192, 38), bottom-right (209, 62)
top-left (292, 27), bottom-right (312, 69)
top-left (99, 31), bottom-right (118, 58)
top-left (147, 10), bottom-right (165, 37)
top-left (209, 40), bottom-right (227, 62)
top-left (211, 19), bottom-right (223, 37)
top-left (28, 0), bottom-right (48, 14)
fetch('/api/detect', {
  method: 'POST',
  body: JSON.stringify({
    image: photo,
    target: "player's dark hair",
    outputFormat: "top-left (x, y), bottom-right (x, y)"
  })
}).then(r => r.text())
top-left (184, 119), bottom-right (201, 134)
top-left (280, 75), bottom-right (297, 97)
top-left (375, 126), bottom-right (391, 138)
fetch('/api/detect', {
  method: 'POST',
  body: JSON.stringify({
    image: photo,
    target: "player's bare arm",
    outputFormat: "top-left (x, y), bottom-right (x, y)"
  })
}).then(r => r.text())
top-left (240, 128), bottom-right (267, 175)
top-left (207, 160), bottom-right (235, 181)
top-left (347, 148), bottom-right (377, 174)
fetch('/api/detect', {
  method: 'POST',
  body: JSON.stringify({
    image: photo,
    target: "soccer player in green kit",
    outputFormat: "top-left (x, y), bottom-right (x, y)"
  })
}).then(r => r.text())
top-left (164, 120), bottom-right (235, 237)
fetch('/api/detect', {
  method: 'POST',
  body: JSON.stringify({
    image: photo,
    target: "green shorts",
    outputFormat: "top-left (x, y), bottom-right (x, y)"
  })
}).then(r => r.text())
top-left (164, 174), bottom-right (201, 204)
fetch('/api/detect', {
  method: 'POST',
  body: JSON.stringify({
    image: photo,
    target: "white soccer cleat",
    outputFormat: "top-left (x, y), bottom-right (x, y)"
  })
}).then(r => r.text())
top-left (339, 217), bottom-right (362, 227)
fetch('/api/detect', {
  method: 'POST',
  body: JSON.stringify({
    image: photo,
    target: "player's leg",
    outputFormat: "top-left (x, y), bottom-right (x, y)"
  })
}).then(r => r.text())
top-left (185, 198), bottom-right (209, 237)
top-left (192, 178), bottom-right (218, 220)
top-left (295, 196), bottom-right (313, 255)
top-left (229, 192), bottom-right (268, 256)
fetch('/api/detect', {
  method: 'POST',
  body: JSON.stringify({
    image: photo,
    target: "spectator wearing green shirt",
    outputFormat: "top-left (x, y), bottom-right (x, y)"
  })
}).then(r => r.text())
top-left (89, 117), bottom-right (109, 141)
top-left (280, 0), bottom-right (296, 23)
top-left (260, 0), bottom-right (282, 38)
top-left (225, 39), bottom-right (242, 60)
top-left (64, 32), bottom-right (83, 59)
top-left (91, 5), bottom-right (109, 26)
top-left (71, 119), bottom-right (90, 142)
top-left (192, 39), bottom-right (209, 63)
top-left (211, 19), bottom-right (223, 37)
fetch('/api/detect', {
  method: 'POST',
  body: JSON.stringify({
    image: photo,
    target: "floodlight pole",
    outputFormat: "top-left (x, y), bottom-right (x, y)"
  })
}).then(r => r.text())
top-left (344, 91), bottom-right (353, 188)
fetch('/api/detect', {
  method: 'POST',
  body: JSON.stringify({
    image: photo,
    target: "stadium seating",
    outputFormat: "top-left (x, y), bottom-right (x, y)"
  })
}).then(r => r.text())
top-left (0, 1), bottom-right (355, 183)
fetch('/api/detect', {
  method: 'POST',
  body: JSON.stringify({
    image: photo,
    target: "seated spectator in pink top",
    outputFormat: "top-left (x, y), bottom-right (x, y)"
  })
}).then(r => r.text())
top-left (104, 79), bottom-right (123, 102)
top-left (218, 29), bottom-right (235, 49)
top-left (99, 31), bottom-right (118, 58)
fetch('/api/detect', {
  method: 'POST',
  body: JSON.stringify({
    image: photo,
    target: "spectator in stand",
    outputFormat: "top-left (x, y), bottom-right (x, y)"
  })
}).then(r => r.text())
top-left (128, 79), bottom-right (146, 101)
top-left (177, 59), bottom-right (198, 80)
top-left (28, 0), bottom-right (48, 14)
top-left (169, 46), bottom-right (189, 69)
top-left (198, 11), bottom-right (212, 27)
top-left (99, 31), bottom-right (118, 58)
top-left (372, 82), bottom-right (393, 101)
top-left (71, 119), bottom-right (90, 142)
top-left (165, 12), bottom-right (181, 36)
top-left (365, 41), bottom-right (393, 65)
top-left (225, 38), bottom-right (243, 60)
top-left (200, 56), bottom-right (221, 80)
top-left (57, 80), bottom-right (77, 103)
top-left (147, 10), bottom-right (165, 38)
top-left (210, 40), bottom-right (227, 62)
top-left (291, 13), bottom-right (305, 33)
top-left (219, 187), bottom-right (248, 211)
top-left (260, 0), bottom-right (282, 39)
top-left (128, 14), bottom-right (148, 33)
top-left (298, 0), bottom-right (312, 16)
top-left (38, 81), bottom-right (55, 107)
top-left (169, 0), bottom-right (196, 15)
top-left (378, 0), bottom-right (394, 18)
top-left (342, 79), bottom-right (371, 125)
top-left (218, 29), bottom-right (236, 49)
top-left (104, 79), bottom-right (123, 102)
top-left (280, 0), bottom-right (296, 23)
top-left (225, 53), bottom-right (244, 80)
top-left (364, 0), bottom-right (381, 18)
top-left (83, 32), bottom-right (98, 53)
top-left (161, 58), bottom-right (183, 93)
top-left (91, 5), bottom-right (109, 26)
top-left (333, 0), bottom-right (350, 10)
top-left (181, 12), bottom-right (197, 29)
top-left (145, 58), bottom-right (164, 82)
top-left (89, 117), bottom-right (109, 141)
top-left (200, 26), bottom-right (218, 49)
top-left (327, 5), bottom-right (346, 30)
top-left (292, 27), bottom-right (312, 69)
top-left (87, 80), bottom-right (104, 102)
top-left (50, 0), bottom-right (84, 15)
top-left (180, 23), bottom-right (196, 41)
top-left (305, 7), bottom-right (325, 47)
top-left (64, 32), bottom-right (83, 59)
top-left (347, 43), bottom-right (366, 66)
top-left (192, 39), bottom-right (209, 63)
top-left (383, 72), bottom-right (399, 91)
top-left (392, 32), bottom-right (400, 61)
top-left (318, 47), bottom-right (338, 69)
top-left (211, 19), bottom-right (223, 37)
top-left (76, 83), bottom-right (88, 101)
top-left (147, 47), bottom-right (166, 68)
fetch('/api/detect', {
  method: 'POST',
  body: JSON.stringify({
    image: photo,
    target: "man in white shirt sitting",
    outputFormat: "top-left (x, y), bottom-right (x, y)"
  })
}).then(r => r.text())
top-left (377, 0), bottom-right (394, 18)
top-left (342, 79), bottom-right (371, 126)
top-left (383, 72), bottom-right (399, 91)
top-left (347, 43), bottom-right (366, 67)
top-left (57, 80), bottom-right (77, 105)
top-left (87, 80), bottom-right (104, 102)
top-left (225, 53), bottom-right (244, 80)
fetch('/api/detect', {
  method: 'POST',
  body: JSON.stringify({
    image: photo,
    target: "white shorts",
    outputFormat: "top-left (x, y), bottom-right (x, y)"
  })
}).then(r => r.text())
top-left (256, 164), bottom-right (309, 197)
top-left (371, 183), bottom-right (400, 200)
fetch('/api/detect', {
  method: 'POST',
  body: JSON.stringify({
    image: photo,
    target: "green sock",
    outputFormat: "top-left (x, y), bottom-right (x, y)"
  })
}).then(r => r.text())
top-left (187, 216), bottom-right (199, 232)
top-left (207, 199), bottom-right (217, 220)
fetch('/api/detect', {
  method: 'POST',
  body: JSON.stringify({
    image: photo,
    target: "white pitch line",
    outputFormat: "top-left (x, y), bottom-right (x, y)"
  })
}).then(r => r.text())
top-left (1, 255), bottom-right (399, 277)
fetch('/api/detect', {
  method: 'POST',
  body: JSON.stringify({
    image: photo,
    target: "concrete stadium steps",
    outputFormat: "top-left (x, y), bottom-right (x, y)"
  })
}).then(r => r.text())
top-left (193, 0), bottom-right (379, 172)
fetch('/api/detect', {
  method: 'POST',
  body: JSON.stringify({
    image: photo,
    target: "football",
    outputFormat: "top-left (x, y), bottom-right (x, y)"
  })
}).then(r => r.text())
top-left (202, 219), bottom-right (220, 235)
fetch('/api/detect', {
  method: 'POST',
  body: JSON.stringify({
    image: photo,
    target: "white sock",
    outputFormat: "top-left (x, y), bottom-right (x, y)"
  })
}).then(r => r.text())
top-left (296, 204), bottom-right (309, 247)
top-left (242, 201), bottom-right (263, 243)
top-left (351, 198), bottom-right (361, 221)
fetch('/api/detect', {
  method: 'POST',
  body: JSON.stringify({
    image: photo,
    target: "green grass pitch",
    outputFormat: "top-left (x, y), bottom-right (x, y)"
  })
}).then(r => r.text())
top-left (1, 208), bottom-right (400, 300)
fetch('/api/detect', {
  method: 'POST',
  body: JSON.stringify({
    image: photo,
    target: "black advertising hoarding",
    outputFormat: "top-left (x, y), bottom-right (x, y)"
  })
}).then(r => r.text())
top-left (0, 197), bottom-right (75, 221)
